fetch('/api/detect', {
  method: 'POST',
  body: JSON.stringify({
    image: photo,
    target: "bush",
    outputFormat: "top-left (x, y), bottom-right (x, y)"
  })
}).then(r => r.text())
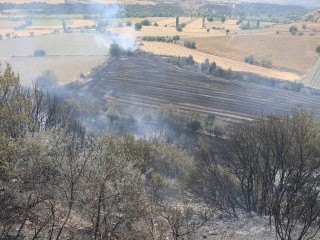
top-left (153, 22), bottom-right (158, 26)
top-left (141, 19), bottom-right (151, 26)
top-left (316, 45), bottom-right (320, 54)
top-left (134, 22), bottom-right (142, 30)
top-left (261, 58), bottom-right (272, 68)
top-left (289, 26), bottom-right (298, 35)
top-left (126, 21), bottom-right (132, 27)
top-left (244, 55), bottom-right (256, 64)
top-left (176, 25), bottom-right (183, 32)
top-left (207, 17), bottom-right (214, 22)
top-left (184, 40), bottom-right (196, 49)
top-left (34, 50), bottom-right (46, 57)
top-left (173, 35), bottom-right (180, 41)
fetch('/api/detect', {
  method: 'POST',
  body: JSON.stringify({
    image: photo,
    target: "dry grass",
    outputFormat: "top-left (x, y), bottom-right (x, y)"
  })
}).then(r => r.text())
top-left (140, 41), bottom-right (300, 81)
top-left (3, 55), bottom-right (107, 86)
top-left (187, 25), bottom-right (320, 77)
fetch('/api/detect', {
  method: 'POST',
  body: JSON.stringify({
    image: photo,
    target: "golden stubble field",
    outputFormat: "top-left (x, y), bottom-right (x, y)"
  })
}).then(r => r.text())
top-left (184, 22), bottom-right (320, 77)
top-left (3, 55), bottom-right (108, 86)
top-left (140, 41), bottom-right (300, 81)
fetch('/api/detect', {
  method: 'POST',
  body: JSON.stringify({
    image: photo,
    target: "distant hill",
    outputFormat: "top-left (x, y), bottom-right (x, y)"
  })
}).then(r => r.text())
top-left (239, 0), bottom-right (320, 8)
top-left (300, 8), bottom-right (320, 22)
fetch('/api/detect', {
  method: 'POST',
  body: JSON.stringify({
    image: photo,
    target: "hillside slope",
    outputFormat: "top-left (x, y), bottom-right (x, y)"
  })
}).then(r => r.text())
top-left (75, 53), bottom-right (320, 123)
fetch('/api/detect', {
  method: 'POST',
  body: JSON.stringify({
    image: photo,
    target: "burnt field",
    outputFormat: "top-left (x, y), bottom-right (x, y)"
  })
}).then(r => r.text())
top-left (74, 53), bottom-right (320, 123)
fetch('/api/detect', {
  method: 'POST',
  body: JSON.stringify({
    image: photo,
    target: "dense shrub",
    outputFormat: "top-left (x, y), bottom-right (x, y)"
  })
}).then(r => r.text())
top-left (141, 19), bottom-right (151, 26)
top-left (134, 22), bottom-right (142, 30)
top-left (184, 40), bottom-right (196, 49)
top-left (34, 49), bottom-right (46, 57)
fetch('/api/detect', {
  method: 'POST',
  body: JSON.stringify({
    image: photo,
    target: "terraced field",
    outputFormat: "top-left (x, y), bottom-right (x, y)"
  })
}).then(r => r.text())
top-left (4, 55), bottom-right (107, 86)
top-left (76, 54), bottom-right (320, 123)
top-left (140, 42), bottom-right (300, 81)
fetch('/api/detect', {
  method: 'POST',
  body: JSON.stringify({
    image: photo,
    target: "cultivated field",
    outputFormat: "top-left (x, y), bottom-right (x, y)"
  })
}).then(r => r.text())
top-left (0, 33), bottom-right (113, 58)
top-left (184, 23), bottom-right (320, 77)
top-left (3, 55), bottom-right (107, 86)
top-left (77, 54), bottom-right (320, 123)
top-left (140, 42), bottom-right (300, 81)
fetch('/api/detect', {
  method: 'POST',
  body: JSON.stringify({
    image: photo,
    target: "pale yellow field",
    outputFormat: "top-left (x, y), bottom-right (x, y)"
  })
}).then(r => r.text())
top-left (3, 55), bottom-right (108, 86)
top-left (112, 25), bottom-right (224, 37)
top-left (156, 17), bottom-right (190, 27)
top-left (140, 41), bottom-right (301, 81)
top-left (0, 29), bottom-right (54, 38)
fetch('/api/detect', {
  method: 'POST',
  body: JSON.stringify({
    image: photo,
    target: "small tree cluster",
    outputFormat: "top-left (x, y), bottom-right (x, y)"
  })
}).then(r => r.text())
top-left (184, 40), bottom-right (196, 49)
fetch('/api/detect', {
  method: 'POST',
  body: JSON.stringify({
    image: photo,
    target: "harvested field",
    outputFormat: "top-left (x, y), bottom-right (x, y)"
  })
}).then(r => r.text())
top-left (3, 55), bottom-right (107, 86)
top-left (134, 25), bottom-right (223, 37)
top-left (187, 31), bottom-right (320, 76)
top-left (0, 33), bottom-right (112, 58)
top-left (76, 54), bottom-right (320, 123)
top-left (0, 19), bottom-right (24, 29)
top-left (140, 42), bottom-right (300, 81)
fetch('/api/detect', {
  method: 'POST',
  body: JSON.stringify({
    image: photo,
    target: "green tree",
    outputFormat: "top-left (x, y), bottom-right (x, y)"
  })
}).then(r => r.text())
top-left (141, 19), bottom-right (151, 26)
top-left (0, 64), bottom-right (31, 174)
top-left (207, 17), bottom-right (214, 22)
top-left (289, 25), bottom-right (298, 35)
top-left (135, 22), bottom-right (142, 30)
top-left (316, 45), bottom-right (320, 54)
top-left (221, 15), bottom-right (226, 23)
top-left (126, 21), bottom-right (132, 27)
top-left (106, 107), bottom-right (120, 123)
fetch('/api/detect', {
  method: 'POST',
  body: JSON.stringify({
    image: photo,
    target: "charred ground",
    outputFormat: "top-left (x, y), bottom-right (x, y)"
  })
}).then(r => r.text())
top-left (72, 52), bottom-right (320, 123)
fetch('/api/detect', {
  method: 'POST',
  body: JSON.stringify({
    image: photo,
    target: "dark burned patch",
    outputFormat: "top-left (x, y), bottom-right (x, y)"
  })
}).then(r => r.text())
top-left (67, 52), bottom-right (320, 123)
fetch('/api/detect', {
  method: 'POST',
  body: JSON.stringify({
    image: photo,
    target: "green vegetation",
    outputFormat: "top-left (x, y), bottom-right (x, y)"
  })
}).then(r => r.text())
top-left (141, 19), bottom-right (151, 26)
top-left (289, 25), bottom-right (298, 35)
top-left (34, 49), bottom-right (46, 57)
top-left (316, 45), bottom-right (320, 54)
top-left (245, 55), bottom-right (272, 68)
top-left (142, 35), bottom-right (180, 43)
top-left (125, 3), bottom-right (184, 18)
top-left (134, 22), bottom-right (142, 30)
top-left (184, 40), bottom-right (196, 49)
top-left (207, 17), bottom-right (214, 22)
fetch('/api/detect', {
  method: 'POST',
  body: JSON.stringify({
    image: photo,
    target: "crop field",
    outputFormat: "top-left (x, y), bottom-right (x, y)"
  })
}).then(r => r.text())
top-left (140, 42), bottom-right (300, 81)
top-left (186, 29), bottom-right (320, 76)
top-left (77, 54), bottom-right (320, 123)
top-left (0, 33), bottom-right (112, 58)
top-left (3, 55), bottom-right (107, 86)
